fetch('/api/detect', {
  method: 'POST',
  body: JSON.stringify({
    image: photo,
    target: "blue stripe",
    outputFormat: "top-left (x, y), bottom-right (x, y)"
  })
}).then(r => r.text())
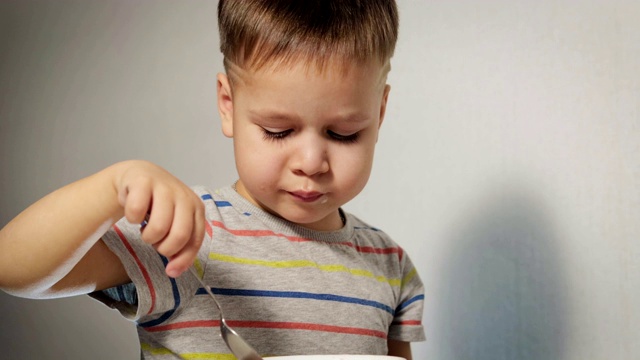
top-left (138, 256), bottom-right (182, 328)
top-left (396, 294), bottom-right (424, 312)
top-left (200, 194), bottom-right (232, 207)
top-left (197, 288), bottom-right (395, 315)
top-left (354, 226), bottom-right (380, 231)
top-left (116, 284), bottom-right (126, 302)
top-left (102, 283), bottom-right (137, 305)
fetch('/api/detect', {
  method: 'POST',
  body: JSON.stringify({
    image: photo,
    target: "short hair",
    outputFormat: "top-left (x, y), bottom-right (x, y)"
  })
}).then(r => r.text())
top-left (217, 0), bottom-right (399, 74)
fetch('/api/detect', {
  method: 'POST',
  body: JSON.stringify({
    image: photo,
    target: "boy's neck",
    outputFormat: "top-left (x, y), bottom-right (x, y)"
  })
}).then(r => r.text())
top-left (231, 179), bottom-right (345, 230)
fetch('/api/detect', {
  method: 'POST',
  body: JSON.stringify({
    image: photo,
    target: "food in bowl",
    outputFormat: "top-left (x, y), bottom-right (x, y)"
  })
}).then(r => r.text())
top-left (264, 356), bottom-right (405, 360)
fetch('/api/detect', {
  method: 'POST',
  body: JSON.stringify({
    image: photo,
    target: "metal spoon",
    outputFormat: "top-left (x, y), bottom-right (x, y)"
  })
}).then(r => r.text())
top-left (188, 267), bottom-right (263, 360)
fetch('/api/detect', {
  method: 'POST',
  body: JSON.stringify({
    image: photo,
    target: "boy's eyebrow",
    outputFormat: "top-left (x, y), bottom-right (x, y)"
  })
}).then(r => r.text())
top-left (248, 110), bottom-right (299, 121)
top-left (248, 109), bottom-right (370, 123)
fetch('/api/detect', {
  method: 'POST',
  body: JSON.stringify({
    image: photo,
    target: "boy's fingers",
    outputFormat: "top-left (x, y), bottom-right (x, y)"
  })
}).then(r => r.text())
top-left (123, 186), bottom-right (152, 224)
top-left (140, 196), bottom-right (174, 245)
top-left (165, 242), bottom-right (198, 278)
top-left (165, 207), bottom-right (205, 278)
top-left (193, 204), bottom-right (206, 251)
top-left (153, 203), bottom-right (193, 258)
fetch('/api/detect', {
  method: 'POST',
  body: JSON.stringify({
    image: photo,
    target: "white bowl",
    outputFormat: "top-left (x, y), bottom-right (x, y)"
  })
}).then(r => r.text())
top-left (265, 356), bottom-right (405, 360)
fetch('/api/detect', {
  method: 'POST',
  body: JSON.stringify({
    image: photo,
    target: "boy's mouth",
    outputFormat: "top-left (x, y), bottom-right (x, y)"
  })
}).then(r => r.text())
top-left (288, 190), bottom-right (325, 203)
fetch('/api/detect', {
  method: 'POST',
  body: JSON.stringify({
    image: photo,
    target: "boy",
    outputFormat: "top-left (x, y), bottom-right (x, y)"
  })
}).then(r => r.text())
top-left (0, 0), bottom-right (425, 358)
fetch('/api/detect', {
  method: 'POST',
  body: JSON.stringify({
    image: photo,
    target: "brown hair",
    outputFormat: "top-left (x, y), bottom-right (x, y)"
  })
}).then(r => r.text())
top-left (217, 0), bottom-right (399, 74)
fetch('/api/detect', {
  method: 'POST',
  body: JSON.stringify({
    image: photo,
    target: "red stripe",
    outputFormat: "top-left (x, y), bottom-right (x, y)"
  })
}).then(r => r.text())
top-left (392, 320), bottom-right (422, 326)
top-left (146, 320), bottom-right (387, 339)
top-left (235, 320), bottom-right (388, 339)
top-left (114, 224), bottom-right (156, 315)
top-left (213, 220), bottom-right (307, 240)
top-left (205, 220), bottom-right (213, 237)
top-left (353, 245), bottom-right (401, 256)
top-left (146, 320), bottom-right (218, 332)
top-left (212, 220), bottom-right (400, 259)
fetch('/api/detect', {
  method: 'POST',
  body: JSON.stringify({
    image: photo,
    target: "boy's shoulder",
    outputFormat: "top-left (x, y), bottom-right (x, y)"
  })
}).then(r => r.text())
top-left (346, 212), bottom-right (384, 233)
top-left (345, 211), bottom-right (402, 248)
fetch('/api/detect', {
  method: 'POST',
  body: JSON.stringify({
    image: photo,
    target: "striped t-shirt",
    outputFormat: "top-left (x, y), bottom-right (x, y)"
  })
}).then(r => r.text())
top-left (95, 185), bottom-right (426, 359)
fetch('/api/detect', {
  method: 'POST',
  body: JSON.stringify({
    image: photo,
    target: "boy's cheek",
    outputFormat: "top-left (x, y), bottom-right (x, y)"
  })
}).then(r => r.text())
top-left (237, 154), bottom-right (280, 181)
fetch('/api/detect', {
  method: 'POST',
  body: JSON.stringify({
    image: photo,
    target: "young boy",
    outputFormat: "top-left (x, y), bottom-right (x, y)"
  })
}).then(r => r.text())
top-left (0, 0), bottom-right (425, 358)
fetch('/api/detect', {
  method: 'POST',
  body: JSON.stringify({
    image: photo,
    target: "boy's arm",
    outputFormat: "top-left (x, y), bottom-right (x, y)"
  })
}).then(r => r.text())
top-left (47, 238), bottom-right (132, 297)
top-left (0, 160), bottom-right (205, 299)
top-left (388, 339), bottom-right (412, 360)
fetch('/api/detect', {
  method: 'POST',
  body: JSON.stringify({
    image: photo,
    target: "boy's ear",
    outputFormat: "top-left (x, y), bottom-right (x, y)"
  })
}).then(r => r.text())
top-left (217, 73), bottom-right (234, 138)
top-left (375, 84), bottom-right (391, 143)
top-left (378, 84), bottom-right (391, 129)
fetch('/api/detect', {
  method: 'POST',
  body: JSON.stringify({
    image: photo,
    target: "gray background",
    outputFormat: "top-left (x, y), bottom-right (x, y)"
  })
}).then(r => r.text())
top-left (1, 1), bottom-right (638, 359)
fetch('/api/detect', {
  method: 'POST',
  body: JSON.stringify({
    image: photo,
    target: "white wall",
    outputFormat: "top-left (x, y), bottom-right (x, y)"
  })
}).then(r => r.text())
top-left (1, 1), bottom-right (638, 359)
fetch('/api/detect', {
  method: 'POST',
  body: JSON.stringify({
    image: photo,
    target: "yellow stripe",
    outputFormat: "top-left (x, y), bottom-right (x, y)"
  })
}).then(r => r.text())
top-left (181, 354), bottom-right (236, 359)
top-left (210, 252), bottom-right (401, 286)
top-left (141, 344), bottom-right (235, 359)
top-left (401, 268), bottom-right (417, 289)
top-left (193, 258), bottom-right (204, 278)
top-left (140, 343), bottom-right (173, 355)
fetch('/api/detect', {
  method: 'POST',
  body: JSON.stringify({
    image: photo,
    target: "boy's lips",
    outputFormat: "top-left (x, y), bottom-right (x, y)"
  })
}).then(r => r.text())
top-left (288, 190), bottom-right (325, 203)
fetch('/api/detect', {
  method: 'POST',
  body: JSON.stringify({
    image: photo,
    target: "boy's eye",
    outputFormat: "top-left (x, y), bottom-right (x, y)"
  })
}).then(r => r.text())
top-left (262, 128), bottom-right (292, 141)
top-left (261, 128), bottom-right (359, 143)
top-left (328, 130), bottom-right (359, 143)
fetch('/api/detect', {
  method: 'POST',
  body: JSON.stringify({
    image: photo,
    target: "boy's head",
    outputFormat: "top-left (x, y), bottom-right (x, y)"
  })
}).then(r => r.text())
top-left (216, 0), bottom-right (399, 231)
top-left (217, 0), bottom-right (399, 77)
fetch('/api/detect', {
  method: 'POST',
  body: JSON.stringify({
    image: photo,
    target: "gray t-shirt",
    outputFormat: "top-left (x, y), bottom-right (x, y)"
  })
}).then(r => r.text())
top-left (94, 186), bottom-right (425, 358)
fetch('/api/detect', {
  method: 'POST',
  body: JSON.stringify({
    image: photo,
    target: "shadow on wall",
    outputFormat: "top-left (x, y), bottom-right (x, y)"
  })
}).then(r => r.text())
top-left (435, 186), bottom-right (567, 360)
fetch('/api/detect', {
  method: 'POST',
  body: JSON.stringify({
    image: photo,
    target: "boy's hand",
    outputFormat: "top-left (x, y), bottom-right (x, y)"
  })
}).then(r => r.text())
top-left (115, 160), bottom-right (205, 278)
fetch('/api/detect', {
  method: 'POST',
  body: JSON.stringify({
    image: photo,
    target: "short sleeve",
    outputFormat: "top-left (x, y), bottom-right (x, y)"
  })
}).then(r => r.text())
top-left (94, 218), bottom-right (203, 324)
top-left (388, 251), bottom-right (426, 342)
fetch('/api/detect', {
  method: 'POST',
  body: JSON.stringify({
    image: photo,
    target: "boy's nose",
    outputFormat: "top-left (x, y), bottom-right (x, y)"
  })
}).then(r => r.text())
top-left (291, 136), bottom-right (330, 177)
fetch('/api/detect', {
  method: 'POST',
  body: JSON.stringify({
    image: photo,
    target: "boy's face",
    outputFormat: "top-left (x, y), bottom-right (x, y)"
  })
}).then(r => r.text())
top-left (217, 60), bottom-right (390, 231)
